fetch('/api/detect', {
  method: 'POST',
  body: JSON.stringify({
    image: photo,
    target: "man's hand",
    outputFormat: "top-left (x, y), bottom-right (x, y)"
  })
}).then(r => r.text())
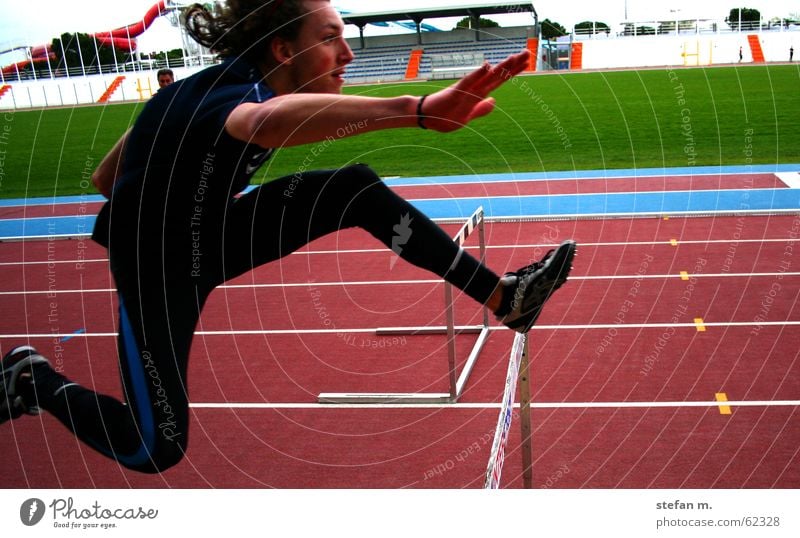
top-left (419, 50), bottom-right (531, 132)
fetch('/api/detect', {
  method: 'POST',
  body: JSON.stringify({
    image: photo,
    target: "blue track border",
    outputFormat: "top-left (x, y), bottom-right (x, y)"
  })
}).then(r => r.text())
top-left (1, 166), bottom-right (798, 240)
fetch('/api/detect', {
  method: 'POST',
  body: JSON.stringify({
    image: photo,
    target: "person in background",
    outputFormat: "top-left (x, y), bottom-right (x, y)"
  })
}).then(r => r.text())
top-left (157, 68), bottom-right (175, 88)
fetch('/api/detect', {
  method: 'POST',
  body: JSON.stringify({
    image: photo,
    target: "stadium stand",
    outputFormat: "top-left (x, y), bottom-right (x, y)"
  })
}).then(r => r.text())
top-left (343, 35), bottom-right (530, 83)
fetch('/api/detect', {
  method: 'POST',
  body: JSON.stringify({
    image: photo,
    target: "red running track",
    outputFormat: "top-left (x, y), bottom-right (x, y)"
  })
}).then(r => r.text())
top-left (389, 172), bottom-right (787, 200)
top-left (0, 214), bottom-right (798, 488)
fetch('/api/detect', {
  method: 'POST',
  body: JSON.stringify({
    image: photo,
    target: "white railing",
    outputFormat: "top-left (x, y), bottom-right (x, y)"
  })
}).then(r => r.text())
top-left (0, 55), bottom-right (216, 84)
top-left (573, 19), bottom-right (800, 39)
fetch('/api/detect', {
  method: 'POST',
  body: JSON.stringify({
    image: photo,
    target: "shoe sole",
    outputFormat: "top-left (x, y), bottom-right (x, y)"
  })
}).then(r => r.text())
top-left (520, 240), bottom-right (576, 312)
top-left (506, 240), bottom-right (577, 332)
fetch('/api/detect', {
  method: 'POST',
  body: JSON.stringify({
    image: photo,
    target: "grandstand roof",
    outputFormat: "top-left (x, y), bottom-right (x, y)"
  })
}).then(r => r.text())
top-left (341, 2), bottom-right (537, 26)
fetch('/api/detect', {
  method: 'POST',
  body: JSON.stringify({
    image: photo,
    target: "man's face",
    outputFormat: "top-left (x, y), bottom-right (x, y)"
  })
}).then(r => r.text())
top-left (281, 1), bottom-right (354, 93)
top-left (158, 74), bottom-right (174, 88)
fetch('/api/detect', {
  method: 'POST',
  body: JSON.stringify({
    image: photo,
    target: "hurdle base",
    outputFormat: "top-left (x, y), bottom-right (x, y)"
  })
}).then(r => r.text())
top-left (375, 325), bottom-right (484, 336)
top-left (317, 326), bottom-right (491, 405)
top-left (319, 392), bottom-right (454, 404)
top-left (317, 206), bottom-right (490, 406)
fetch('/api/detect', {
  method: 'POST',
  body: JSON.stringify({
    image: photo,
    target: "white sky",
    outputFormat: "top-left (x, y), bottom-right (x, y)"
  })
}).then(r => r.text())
top-left (1, 0), bottom-right (798, 58)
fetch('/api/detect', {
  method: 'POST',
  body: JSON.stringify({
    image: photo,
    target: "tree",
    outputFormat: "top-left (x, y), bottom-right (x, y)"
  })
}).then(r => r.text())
top-left (149, 49), bottom-right (186, 68)
top-left (775, 14), bottom-right (799, 28)
top-left (726, 7), bottom-right (761, 30)
top-left (540, 18), bottom-right (567, 40)
top-left (51, 32), bottom-right (127, 74)
top-left (454, 16), bottom-right (500, 30)
top-left (574, 21), bottom-right (610, 35)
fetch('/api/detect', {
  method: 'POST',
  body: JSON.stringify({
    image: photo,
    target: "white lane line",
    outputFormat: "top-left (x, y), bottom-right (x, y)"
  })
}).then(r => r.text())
top-left (1, 271), bottom-right (798, 296)
top-left (386, 171), bottom-right (782, 188)
top-left (0, 258), bottom-right (108, 267)
top-left (3, 209), bottom-right (799, 242)
top-left (292, 237), bottom-right (800, 256)
top-left (377, 187), bottom-right (785, 203)
top-left (2, 321), bottom-right (799, 340)
top-left (2, 237), bottom-right (799, 267)
top-left (188, 400), bottom-right (800, 410)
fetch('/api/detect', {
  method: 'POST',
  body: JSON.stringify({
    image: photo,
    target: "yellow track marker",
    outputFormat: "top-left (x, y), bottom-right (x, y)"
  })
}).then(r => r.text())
top-left (680, 271), bottom-right (689, 280)
top-left (715, 393), bottom-right (732, 415)
top-left (663, 216), bottom-right (670, 221)
top-left (694, 318), bottom-right (706, 332)
top-left (670, 239), bottom-right (678, 246)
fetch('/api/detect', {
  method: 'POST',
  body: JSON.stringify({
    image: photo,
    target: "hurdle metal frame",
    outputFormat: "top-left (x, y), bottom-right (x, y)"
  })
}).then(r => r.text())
top-left (518, 336), bottom-right (533, 489)
top-left (318, 206), bottom-right (490, 404)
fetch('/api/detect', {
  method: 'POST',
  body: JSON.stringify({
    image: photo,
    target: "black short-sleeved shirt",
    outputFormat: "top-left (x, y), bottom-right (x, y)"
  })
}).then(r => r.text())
top-left (93, 56), bottom-right (274, 250)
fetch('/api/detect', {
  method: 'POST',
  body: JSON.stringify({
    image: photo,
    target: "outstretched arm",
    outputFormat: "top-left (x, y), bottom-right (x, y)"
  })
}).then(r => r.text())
top-left (225, 50), bottom-right (531, 148)
top-left (92, 128), bottom-right (131, 198)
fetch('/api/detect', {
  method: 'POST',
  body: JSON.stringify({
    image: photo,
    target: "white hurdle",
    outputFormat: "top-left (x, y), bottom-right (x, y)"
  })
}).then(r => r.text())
top-left (318, 206), bottom-right (490, 404)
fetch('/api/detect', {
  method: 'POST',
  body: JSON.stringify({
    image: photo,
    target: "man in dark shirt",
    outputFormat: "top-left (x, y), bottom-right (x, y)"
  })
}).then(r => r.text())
top-left (1, 0), bottom-right (575, 473)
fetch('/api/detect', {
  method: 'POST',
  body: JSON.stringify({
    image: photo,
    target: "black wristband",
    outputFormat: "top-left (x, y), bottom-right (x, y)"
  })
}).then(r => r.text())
top-left (417, 94), bottom-right (429, 129)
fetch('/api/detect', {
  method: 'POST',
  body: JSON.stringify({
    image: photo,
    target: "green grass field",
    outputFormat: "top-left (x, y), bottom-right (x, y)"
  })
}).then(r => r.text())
top-left (1, 64), bottom-right (798, 199)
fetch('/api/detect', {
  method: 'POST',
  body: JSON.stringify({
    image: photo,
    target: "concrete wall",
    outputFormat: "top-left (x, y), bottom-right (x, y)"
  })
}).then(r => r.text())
top-left (759, 32), bottom-right (797, 62)
top-left (0, 66), bottom-right (201, 109)
top-left (2, 28), bottom-right (797, 109)
top-left (578, 30), bottom-right (798, 69)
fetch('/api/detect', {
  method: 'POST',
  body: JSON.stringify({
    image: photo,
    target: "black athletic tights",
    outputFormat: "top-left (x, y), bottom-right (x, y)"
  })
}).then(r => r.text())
top-left (29, 164), bottom-right (500, 473)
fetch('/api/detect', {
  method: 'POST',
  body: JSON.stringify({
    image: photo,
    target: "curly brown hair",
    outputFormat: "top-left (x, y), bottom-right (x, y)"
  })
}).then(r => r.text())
top-left (185, 0), bottom-right (322, 60)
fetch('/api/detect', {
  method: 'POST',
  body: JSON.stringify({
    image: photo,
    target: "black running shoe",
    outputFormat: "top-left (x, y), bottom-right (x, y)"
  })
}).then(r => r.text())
top-left (0, 346), bottom-right (49, 424)
top-left (496, 240), bottom-right (577, 333)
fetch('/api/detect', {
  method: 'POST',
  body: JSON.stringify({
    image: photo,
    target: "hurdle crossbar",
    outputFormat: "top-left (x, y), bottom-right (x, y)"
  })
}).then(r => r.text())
top-left (319, 206), bottom-right (490, 404)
